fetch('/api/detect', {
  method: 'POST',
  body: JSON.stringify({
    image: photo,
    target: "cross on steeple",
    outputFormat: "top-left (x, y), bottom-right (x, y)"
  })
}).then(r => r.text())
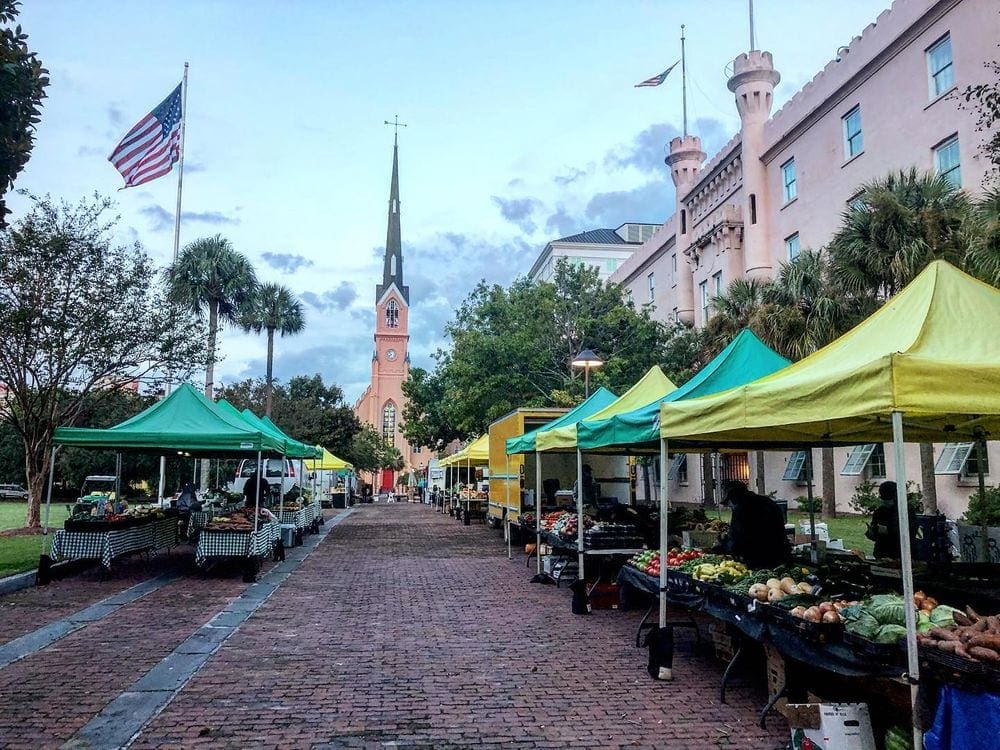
top-left (384, 115), bottom-right (407, 145)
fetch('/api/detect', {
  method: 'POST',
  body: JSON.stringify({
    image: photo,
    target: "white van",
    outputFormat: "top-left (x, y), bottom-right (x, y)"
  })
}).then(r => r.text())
top-left (229, 458), bottom-right (300, 498)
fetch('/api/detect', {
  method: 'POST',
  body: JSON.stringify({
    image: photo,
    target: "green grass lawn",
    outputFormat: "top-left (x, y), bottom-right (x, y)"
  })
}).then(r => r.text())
top-left (0, 502), bottom-right (72, 578)
top-left (708, 508), bottom-right (873, 556)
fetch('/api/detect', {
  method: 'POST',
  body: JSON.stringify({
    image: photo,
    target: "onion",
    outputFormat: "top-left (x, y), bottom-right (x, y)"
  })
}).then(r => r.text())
top-left (822, 610), bottom-right (841, 624)
top-left (803, 606), bottom-right (822, 622)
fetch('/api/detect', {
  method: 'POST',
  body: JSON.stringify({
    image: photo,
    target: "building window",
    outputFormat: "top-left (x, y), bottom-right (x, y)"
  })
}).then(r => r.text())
top-left (782, 450), bottom-right (809, 481)
top-left (699, 280), bottom-right (709, 320)
top-left (781, 158), bottom-right (797, 203)
top-left (934, 442), bottom-right (990, 476)
top-left (749, 194), bottom-right (757, 224)
top-left (606, 259), bottom-right (618, 272)
top-left (934, 135), bottom-right (961, 187)
top-left (965, 446), bottom-right (990, 478)
top-left (385, 299), bottom-right (399, 328)
top-left (712, 270), bottom-right (722, 297)
top-left (786, 233), bottom-right (801, 261)
top-left (848, 192), bottom-right (866, 211)
top-left (647, 272), bottom-right (655, 302)
top-left (382, 403), bottom-right (396, 444)
top-left (841, 444), bottom-right (879, 476)
top-left (667, 453), bottom-right (687, 483)
top-left (868, 444), bottom-right (887, 479)
top-left (625, 289), bottom-right (633, 306)
top-left (680, 210), bottom-right (687, 234)
top-left (843, 106), bottom-right (863, 158)
top-left (927, 34), bottom-right (954, 99)
top-left (671, 307), bottom-right (678, 321)
top-left (671, 253), bottom-right (677, 276)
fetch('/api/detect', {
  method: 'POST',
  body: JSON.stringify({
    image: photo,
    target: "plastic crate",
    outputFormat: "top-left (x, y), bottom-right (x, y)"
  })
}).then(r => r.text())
top-left (919, 645), bottom-right (1000, 692)
top-left (755, 602), bottom-right (844, 643)
top-left (843, 631), bottom-right (905, 664)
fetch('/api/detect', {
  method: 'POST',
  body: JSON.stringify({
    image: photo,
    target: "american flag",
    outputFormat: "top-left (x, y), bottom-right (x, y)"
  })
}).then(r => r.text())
top-left (108, 83), bottom-right (183, 188)
top-left (635, 61), bottom-right (679, 88)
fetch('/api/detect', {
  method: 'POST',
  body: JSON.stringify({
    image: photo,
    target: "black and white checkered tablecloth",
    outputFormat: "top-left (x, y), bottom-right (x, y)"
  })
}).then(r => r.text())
top-left (277, 507), bottom-right (308, 529)
top-left (51, 517), bottom-right (178, 569)
top-left (195, 521), bottom-right (279, 567)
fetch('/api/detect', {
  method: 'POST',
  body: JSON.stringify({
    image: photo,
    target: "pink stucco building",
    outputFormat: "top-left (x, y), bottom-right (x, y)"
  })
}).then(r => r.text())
top-left (609, 0), bottom-right (999, 518)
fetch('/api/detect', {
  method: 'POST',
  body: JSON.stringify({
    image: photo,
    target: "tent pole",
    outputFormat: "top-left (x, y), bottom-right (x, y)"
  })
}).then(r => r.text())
top-left (158, 456), bottom-right (166, 505)
top-left (505, 454), bottom-right (511, 559)
top-left (253, 450), bottom-right (261, 535)
top-left (43, 447), bottom-right (59, 554)
top-left (891, 411), bottom-right (921, 750)
top-left (805, 448), bottom-right (817, 545)
top-left (576, 448), bottom-right (584, 585)
top-left (659, 438), bottom-right (668, 627)
top-left (536, 451), bottom-right (542, 574)
top-left (115, 453), bottom-right (122, 508)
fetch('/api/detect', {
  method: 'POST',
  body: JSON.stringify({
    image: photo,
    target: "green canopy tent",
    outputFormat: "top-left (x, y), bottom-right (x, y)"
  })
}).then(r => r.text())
top-left (49, 383), bottom-right (287, 564)
top-left (503, 387), bottom-right (618, 569)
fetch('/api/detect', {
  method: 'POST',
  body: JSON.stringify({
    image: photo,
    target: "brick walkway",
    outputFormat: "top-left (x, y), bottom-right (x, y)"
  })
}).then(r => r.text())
top-left (0, 505), bottom-right (789, 749)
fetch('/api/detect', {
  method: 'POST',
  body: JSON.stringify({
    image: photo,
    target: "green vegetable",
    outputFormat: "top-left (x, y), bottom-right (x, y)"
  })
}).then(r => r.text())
top-left (846, 612), bottom-right (880, 640)
top-left (917, 611), bottom-right (933, 634)
top-left (929, 605), bottom-right (958, 628)
top-left (776, 593), bottom-right (820, 610)
top-left (875, 624), bottom-right (908, 644)
top-left (871, 600), bottom-right (907, 627)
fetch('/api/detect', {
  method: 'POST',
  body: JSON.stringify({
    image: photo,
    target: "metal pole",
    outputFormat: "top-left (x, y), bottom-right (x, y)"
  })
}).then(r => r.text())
top-left (158, 456), bottom-right (167, 505)
top-left (681, 25), bottom-right (688, 137)
top-left (506, 454), bottom-right (512, 559)
top-left (805, 448), bottom-right (817, 545)
top-left (584, 365), bottom-right (590, 399)
top-left (43, 447), bottom-right (58, 554)
top-left (172, 62), bottom-right (189, 263)
top-left (576, 448), bottom-right (584, 583)
top-left (748, 0), bottom-right (756, 51)
top-left (536, 451), bottom-right (543, 574)
top-left (659, 438), bottom-right (669, 627)
top-left (115, 453), bottom-right (122, 509)
top-left (253, 450), bottom-right (261, 534)
top-left (891, 412), bottom-right (921, 750)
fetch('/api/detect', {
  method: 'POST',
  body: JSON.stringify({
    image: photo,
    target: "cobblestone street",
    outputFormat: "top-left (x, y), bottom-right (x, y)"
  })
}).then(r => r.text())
top-left (0, 504), bottom-right (788, 749)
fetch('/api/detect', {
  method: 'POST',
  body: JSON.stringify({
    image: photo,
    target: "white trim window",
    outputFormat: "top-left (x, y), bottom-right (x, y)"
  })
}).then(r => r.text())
top-left (843, 106), bottom-right (863, 158)
top-left (699, 280), bottom-right (709, 321)
top-left (927, 34), bottom-right (954, 99)
top-left (934, 135), bottom-right (961, 187)
top-left (712, 270), bottom-right (723, 297)
top-left (667, 453), bottom-right (687, 481)
top-left (782, 451), bottom-right (809, 481)
top-left (786, 232), bottom-right (801, 261)
top-left (647, 272), bottom-right (655, 302)
top-left (781, 158), bottom-right (797, 203)
top-left (935, 443), bottom-right (989, 477)
top-left (841, 444), bottom-right (887, 477)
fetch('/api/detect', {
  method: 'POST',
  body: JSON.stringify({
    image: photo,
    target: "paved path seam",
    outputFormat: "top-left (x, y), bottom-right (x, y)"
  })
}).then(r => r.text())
top-left (0, 572), bottom-right (182, 670)
top-left (65, 509), bottom-right (355, 750)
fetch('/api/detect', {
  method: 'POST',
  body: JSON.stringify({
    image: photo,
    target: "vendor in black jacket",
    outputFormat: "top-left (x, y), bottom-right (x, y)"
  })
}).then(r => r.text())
top-left (719, 480), bottom-right (790, 569)
top-left (866, 480), bottom-right (918, 559)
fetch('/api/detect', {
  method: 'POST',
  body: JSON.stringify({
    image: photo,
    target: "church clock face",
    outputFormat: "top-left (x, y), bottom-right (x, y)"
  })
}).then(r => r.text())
top-left (386, 349), bottom-right (397, 361)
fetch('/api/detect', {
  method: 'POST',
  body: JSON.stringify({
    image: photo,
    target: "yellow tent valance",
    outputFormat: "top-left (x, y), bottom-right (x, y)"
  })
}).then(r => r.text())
top-left (305, 447), bottom-right (353, 471)
top-left (440, 434), bottom-right (489, 466)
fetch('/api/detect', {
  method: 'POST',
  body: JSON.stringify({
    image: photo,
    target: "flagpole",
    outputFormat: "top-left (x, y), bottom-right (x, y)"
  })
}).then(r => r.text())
top-left (680, 25), bottom-right (688, 137)
top-left (172, 62), bottom-right (188, 264)
top-left (749, 0), bottom-right (756, 51)
top-left (160, 62), bottom-right (188, 505)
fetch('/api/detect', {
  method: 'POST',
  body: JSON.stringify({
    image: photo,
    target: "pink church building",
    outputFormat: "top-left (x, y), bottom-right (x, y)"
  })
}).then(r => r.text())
top-left (609, 0), bottom-right (1000, 517)
top-left (354, 134), bottom-right (432, 492)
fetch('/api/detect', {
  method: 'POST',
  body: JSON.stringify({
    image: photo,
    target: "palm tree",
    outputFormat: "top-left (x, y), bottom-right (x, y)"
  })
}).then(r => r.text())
top-left (829, 168), bottom-right (972, 300)
top-left (240, 282), bottom-right (305, 416)
top-left (829, 169), bottom-right (976, 513)
top-left (965, 186), bottom-right (1000, 286)
top-left (166, 235), bottom-right (258, 399)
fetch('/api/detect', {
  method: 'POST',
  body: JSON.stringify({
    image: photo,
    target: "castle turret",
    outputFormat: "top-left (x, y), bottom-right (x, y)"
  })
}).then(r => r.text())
top-left (728, 50), bottom-right (780, 280)
top-left (665, 135), bottom-right (705, 324)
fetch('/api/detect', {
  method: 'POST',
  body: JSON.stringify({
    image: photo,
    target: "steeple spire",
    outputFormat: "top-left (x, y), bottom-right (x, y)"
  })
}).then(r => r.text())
top-left (377, 117), bottom-right (409, 304)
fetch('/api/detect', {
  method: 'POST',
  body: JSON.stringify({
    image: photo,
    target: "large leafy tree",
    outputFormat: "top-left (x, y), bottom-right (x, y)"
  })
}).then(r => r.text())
top-left (965, 187), bottom-right (1000, 286)
top-left (166, 235), bottom-right (257, 399)
top-left (402, 259), bottom-right (669, 445)
top-left (0, 195), bottom-right (205, 527)
top-left (0, 1), bottom-right (48, 225)
top-left (348, 423), bottom-right (403, 476)
top-left (215, 374), bottom-right (360, 461)
top-left (239, 282), bottom-right (305, 416)
top-left (958, 55), bottom-right (1000, 183)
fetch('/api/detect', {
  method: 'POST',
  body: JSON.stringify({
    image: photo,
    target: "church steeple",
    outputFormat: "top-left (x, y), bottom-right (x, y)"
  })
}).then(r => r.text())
top-left (376, 121), bottom-right (409, 305)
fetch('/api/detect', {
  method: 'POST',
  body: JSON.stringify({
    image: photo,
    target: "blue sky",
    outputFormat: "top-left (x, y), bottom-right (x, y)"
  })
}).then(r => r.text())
top-left (10, 0), bottom-right (888, 401)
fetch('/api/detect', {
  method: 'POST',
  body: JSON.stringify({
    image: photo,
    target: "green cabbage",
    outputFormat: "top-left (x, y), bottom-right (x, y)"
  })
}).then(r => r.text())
top-left (876, 624), bottom-right (908, 643)
top-left (846, 611), bottom-right (880, 640)
top-left (918, 611), bottom-right (933, 634)
top-left (871, 600), bottom-right (907, 626)
top-left (929, 605), bottom-right (958, 628)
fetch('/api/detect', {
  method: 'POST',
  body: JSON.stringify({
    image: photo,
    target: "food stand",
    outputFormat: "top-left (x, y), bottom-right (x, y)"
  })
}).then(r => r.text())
top-left (305, 447), bottom-right (353, 508)
top-left (653, 262), bottom-right (1000, 747)
top-left (49, 384), bottom-right (289, 580)
top-left (50, 510), bottom-right (178, 569)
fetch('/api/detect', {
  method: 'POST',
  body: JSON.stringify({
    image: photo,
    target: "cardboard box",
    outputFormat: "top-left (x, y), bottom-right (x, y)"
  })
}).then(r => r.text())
top-left (764, 644), bottom-right (787, 715)
top-left (588, 583), bottom-right (620, 610)
top-left (787, 703), bottom-right (876, 750)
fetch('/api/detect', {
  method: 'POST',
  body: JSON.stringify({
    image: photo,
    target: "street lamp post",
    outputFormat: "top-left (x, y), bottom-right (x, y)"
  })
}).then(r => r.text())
top-left (571, 348), bottom-right (604, 398)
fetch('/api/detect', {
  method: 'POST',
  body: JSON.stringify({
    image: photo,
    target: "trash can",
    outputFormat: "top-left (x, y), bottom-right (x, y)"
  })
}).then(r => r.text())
top-left (281, 523), bottom-right (297, 548)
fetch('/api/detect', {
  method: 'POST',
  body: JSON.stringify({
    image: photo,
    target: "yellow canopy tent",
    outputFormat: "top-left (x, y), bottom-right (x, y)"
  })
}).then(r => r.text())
top-left (440, 435), bottom-right (489, 519)
top-left (656, 261), bottom-right (1000, 742)
top-left (305, 447), bottom-right (353, 471)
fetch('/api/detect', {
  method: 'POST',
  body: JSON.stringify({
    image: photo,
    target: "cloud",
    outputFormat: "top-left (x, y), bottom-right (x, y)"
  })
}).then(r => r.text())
top-left (544, 206), bottom-right (585, 238)
top-left (260, 251), bottom-right (315, 274)
top-left (301, 282), bottom-right (358, 312)
top-left (139, 204), bottom-right (240, 232)
top-left (107, 104), bottom-right (125, 126)
top-left (491, 196), bottom-right (541, 233)
top-left (604, 122), bottom-right (680, 174)
top-left (77, 145), bottom-right (106, 157)
top-left (554, 166), bottom-right (589, 186)
top-left (585, 181), bottom-right (671, 226)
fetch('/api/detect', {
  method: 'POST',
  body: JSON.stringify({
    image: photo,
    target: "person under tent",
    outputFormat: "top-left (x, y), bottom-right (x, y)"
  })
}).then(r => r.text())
top-left (717, 480), bottom-right (790, 569)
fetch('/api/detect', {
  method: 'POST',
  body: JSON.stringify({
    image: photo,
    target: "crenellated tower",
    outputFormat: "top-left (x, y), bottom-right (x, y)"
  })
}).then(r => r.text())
top-left (665, 135), bottom-right (706, 324)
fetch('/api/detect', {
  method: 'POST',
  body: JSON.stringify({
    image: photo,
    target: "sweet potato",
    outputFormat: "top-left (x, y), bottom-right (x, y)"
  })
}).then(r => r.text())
top-left (968, 634), bottom-right (1000, 651)
top-left (929, 627), bottom-right (959, 642)
top-left (987, 615), bottom-right (1000, 634)
top-left (955, 644), bottom-right (973, 660)
top-left (953, 610), bottom-right (973, 627)
top-left (970, 619), bottom-right (990, 633)
top-left (966, 605), bottom-right (982, 623)
top-left (969, 646), bottom-right (1000, 663)
top-left (934, 640), bottom-right (959, 653)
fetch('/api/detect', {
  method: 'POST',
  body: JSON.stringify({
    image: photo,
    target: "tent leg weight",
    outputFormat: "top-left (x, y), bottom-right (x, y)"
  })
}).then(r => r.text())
top-left (294, 529), bottom-right (304, 546)
top-left (242, 556), bottom-right (260, 583)
top-left (463, 510), bottom-right (471, 526)
top-left (274, 539), bottom-right (286, 562)
top-left (36, 554), bottom-right (52, 586)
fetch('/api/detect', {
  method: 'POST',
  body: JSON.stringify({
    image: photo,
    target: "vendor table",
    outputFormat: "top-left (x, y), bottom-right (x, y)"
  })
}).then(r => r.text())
top-left (50, 516), bottom-right (178, 570)
top-left (195, 521), bottom-right (280, 567)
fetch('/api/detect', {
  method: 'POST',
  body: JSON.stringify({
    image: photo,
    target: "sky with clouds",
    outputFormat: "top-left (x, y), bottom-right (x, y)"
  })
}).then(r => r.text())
top-left (10, 0), bottom-right (888, 402)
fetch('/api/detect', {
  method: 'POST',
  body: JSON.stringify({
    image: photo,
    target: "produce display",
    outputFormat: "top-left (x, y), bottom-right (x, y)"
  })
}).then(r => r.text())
top-left (748, 576), bottom-right (817, 604)
top-left (689, 557), bottom-right (749, 584)
top-left (665, 548), bottom-right (703, 567)
top-left (918, 605), bottom-right (1000, 664)
top-left (65, 504), bottom-right (167, 529)
top-left (628, 550), bottom-right (660, 577)
top-left (204, 506), bottom-right (270, 532)
top-left (841, 592), bottom-right (959, 644)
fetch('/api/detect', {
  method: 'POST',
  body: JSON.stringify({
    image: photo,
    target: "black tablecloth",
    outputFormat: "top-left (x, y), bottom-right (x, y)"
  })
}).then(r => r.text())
top-left (616, 565), bottom-right (902, 678)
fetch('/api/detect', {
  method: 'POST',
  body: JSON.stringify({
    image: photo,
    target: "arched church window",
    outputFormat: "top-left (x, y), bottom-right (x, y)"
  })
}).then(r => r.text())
top-left (382, 402), bottom-right (396, 443)
top-left (385, 299), bottom-right (399, 328)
